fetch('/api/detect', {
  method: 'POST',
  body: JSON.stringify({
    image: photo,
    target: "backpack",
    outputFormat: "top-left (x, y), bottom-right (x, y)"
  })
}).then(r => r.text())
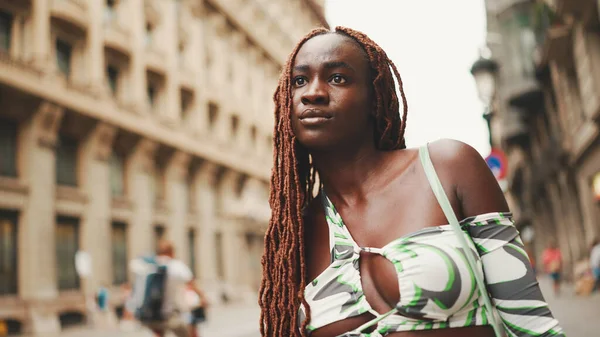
top-left (134, 256), bottom-right (168, 322)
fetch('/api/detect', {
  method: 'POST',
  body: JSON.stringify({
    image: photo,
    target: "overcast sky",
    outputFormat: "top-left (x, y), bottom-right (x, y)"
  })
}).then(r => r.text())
top-left (324, 0), bottom-right (491, 156)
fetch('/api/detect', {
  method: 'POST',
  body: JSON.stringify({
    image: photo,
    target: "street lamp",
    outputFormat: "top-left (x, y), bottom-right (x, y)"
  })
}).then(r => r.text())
top-left (470, 55), bottom-right (499, 146)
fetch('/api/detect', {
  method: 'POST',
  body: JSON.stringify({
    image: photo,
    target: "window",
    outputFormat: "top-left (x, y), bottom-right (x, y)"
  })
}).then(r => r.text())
top-left (109, 152), bottom-right (124, 196)
top-left (178, 42), bottom-right (186, 68)
top-left (56, 39), bottom-right (72, 77)
top-left (56, 136), bottom-right (78, 186)
top-left (206, 51), bottom-right (211, 68)
top-left (501, 11), bottom-right (536, 78)
top-left (0, 10), bottom-right (12, 53)
top-left (0, 118), bottom-right (17, 177)
top-left (147, 83), bottom-right (156, 108)
top-left (188, 229), bottom-right (196, 276)
top-left (104, 0), bottom-right (117, 24)
top-left (230, 116), bottom-right (239, 137)
top-left (150, 169), bottom-right (164, 203)
top-left (56, 217), bottom-right (80, 290)
top-left (215, 232), bottom-right (224, 280)
top-left (153, 225), bottom-right (165, 253)
top-left (250, 126), bottom-right (257, 146)
top-left (180, 88), bottom-right (193, 120)
top-left (146, 71), bottom-right (164, 112)
top-left (208, 103), bottom-right (219, 127)
top-left (107, 65), bottom-right (119, 95)
top-left (111, 222), bottom-right (127, 285)
top-left (0, 211), bottom-right (18, 295)
top-left (145, 23), bottom-right (153, 47)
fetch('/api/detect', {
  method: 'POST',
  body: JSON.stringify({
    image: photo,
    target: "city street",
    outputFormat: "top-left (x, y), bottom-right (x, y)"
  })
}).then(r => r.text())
top-left (539, 277), bottom-right (600, 337)
top-left (48, 277), bottom-right (598, 337)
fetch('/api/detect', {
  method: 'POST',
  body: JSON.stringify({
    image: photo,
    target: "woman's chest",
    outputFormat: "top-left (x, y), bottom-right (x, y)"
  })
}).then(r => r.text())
top-left (304, 191), bottom-right (466, 313)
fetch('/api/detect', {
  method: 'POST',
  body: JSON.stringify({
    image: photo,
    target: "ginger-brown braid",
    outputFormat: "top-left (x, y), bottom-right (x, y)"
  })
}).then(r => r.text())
top-left (259, 26), bottom-right (409, 337)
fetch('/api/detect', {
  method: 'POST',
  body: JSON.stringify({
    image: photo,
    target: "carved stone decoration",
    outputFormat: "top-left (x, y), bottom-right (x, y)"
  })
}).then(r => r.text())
top-left (187, 0), bottom-right (206, 18)
top-left (231, 30), bottom-right (246, 50)
top-left (166, 151), bottom-right (191, 181)
top-left (34, 101), bottom-right (65, 149)
top-left (131, 139), bottom-right (158, 173)
top-left (208, 11), bottom-right (227, 37)
top-left (178, 24), bottom-right (190, 51)
top-left (144, 0), bottom-right (162, 27)
top-left (194, 161), bottom-right (221, 188)
top-left (91, 123), bottom-right (117, 161)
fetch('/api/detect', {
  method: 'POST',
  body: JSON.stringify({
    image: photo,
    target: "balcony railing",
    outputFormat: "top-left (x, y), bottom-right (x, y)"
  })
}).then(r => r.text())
top-left (104, 20), bottom-right (131, 57)
top-left (50, 0), bottom-right (88, 33)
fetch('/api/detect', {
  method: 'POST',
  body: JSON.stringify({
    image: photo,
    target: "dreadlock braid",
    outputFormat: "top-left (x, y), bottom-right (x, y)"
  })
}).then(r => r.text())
top-left (259, 26), bottom-right (409, 337)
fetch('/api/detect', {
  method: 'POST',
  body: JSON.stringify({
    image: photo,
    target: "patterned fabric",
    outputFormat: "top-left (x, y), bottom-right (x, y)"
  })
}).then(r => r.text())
top-left (300, 194), bottom-right (565, 337)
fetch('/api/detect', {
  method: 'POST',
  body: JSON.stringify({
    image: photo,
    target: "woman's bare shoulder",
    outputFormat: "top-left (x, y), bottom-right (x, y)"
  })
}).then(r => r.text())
top-left (426, 139), bottom-right (509, 216)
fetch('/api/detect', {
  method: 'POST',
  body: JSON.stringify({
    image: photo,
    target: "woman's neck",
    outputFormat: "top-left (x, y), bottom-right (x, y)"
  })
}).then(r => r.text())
top-left (311, 143), bottom-right (396, 206)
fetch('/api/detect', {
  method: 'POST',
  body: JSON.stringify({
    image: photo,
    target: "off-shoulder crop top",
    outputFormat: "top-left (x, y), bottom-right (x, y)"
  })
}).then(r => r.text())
top-left (299, 145), bottom-right (565, 337)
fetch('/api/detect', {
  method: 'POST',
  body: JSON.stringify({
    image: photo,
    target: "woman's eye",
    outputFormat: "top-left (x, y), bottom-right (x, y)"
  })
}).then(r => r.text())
top-left (293, 77), bottom-right (307, 86)
top-left (331, 75), bottom-right (346, 84)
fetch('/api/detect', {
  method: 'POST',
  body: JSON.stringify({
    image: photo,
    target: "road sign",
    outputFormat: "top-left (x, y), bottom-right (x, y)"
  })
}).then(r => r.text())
top-left (485, 148), bottom-right (508, 181)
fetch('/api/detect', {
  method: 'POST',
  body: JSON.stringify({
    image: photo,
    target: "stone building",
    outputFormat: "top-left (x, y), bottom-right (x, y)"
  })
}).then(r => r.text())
top-left (482, 0), bottom-right (600, 277)
top-left (0, 0), bottom-right (327, 334)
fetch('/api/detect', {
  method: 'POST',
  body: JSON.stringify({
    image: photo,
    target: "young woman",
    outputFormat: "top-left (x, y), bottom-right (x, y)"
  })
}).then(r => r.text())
top-left (259, 27), bottom-right (565, 337)
top-left (542, 240), bottom-right (563, 296)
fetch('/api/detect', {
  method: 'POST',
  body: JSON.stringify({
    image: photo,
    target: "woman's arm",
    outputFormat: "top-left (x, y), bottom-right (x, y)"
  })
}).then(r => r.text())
top-left (431, 140), bottom-right (566, 337)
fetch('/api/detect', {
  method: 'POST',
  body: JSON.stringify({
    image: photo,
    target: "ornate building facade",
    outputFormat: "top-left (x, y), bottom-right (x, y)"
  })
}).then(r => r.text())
top-left (0, 0), bottom-right (327, 334)
top-left (482, 0), bottom-right (600, 278)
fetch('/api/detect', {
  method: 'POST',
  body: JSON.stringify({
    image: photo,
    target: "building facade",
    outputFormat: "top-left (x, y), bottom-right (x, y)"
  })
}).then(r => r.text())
top-left (0, 0), bottom-right (327, 334)
top-left (482, 0), bottom-right (600, 278)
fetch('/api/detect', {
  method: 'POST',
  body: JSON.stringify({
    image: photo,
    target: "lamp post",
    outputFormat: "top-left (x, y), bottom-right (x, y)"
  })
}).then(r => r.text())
top-left (470, 55), bottom-right (499, 146)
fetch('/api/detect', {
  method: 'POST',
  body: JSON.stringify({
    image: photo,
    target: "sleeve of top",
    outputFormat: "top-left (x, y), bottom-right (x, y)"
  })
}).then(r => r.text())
top-left (171, 260), bottom-right (194, 282)
top-left (466, 214), bottom-right (566, 337)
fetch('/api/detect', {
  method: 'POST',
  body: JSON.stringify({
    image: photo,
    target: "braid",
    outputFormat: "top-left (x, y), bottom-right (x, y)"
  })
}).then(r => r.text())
top-left (259, 26), bottom-right (408, 337)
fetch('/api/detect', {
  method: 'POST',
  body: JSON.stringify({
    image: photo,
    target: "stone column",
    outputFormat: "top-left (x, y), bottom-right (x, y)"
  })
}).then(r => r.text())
top-left (165, 151), bottom-right (191, 263)
top-left (18, 101), bottom-right (64, 334)
top-left (126, 0), bottom-right (147, 113)
top-left (193, 163), bottom-right (220, 294)
top-left (221, 219), bottom-right (241, 300)
top-left (559, 171), bottom-right (586, 261)
top-left (126, 139), bottom-right (157, 259)
top-left (31, 0), bottom-right (51, 70)
top-left (577, 173), bottom-right (599, 244)
top-left (189, 6), bottom-right (207, 136)
top-left (162, 0), bottom-right (179, 123)
top-left (547, 181), bottom-right (574, 279)
top-left (85, 0), bottom-right (106, 96)
top-left (79, 123), bottom-right (116, 292)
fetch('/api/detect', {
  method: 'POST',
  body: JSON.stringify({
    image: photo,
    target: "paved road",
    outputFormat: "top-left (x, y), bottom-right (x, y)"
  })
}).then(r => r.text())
top-left (52, 277), bottom-right (597, 337)
top-left (538, 276), bottom-right (600, 337)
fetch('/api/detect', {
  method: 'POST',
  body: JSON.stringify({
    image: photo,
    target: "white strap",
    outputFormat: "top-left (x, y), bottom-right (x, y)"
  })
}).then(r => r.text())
top-left (418, 144), bottom-right (503, 337)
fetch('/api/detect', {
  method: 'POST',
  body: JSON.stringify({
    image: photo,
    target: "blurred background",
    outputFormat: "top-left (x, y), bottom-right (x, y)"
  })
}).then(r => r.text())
top-left (0, 0), bottom-right (598, 336)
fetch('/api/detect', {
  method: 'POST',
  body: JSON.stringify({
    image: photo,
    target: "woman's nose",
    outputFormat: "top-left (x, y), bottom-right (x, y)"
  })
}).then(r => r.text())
top-left (301, 81), bottom-right (329, 105)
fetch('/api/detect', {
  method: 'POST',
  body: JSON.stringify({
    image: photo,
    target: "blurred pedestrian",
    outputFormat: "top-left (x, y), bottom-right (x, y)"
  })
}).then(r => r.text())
top-left (129, 240), bottom-right (205, 337)
top-left (542, 240), bottom-right (563, 295)
top-left (590, 237), bottom-right (600, 290)
top-left (96, 285), bottom-right (109, 312)
top-left (184, 283), bottom-right (209, 337)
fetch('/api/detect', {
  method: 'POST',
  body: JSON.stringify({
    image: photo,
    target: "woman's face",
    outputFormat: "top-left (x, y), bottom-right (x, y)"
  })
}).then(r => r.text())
top-left (291, 33), bottom-right (373, 151)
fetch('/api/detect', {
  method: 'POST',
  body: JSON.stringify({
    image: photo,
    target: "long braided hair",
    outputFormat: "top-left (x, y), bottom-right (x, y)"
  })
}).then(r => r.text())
top-left (259, 26), bottom-right (409, 337)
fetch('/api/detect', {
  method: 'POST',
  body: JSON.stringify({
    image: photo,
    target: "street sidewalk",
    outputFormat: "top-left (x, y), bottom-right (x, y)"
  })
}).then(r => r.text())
top-left (538, 276), bottom-right (600, 337)
top-left (56, 302), bottom-right (260, 337)
top-left (37, 277), bottom-right (600, 337)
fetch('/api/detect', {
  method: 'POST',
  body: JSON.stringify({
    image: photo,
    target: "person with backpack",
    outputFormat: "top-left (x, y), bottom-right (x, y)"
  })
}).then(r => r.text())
top-left (128, 239), bottom-right (208, 337)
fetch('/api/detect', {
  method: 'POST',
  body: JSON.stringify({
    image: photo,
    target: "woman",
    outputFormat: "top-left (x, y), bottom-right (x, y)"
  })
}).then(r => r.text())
top-left (542, 240), bottom-right (562, 296)
top-left (589, 238), bottom-right (600, 290)
top-left (259, 27), bottom-right (565, 337)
